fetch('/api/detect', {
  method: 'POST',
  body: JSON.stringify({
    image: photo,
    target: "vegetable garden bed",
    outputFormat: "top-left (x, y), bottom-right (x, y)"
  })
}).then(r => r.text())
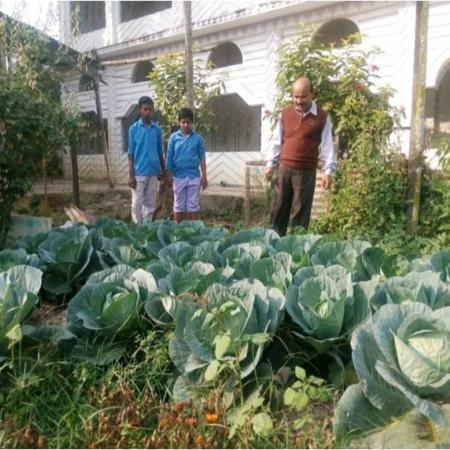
top-left (0, 218), bottom-right (449, 448)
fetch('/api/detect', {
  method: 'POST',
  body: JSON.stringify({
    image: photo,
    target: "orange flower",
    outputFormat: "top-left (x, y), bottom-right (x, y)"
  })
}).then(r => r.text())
top-left (205, 412), bottom-right (219, 423)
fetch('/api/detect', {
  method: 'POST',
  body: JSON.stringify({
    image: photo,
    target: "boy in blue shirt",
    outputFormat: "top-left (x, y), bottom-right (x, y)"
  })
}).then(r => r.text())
top-left (128, 96), bottom-right (165, 223)
top-left (166, 108), bottom-right (208, 223)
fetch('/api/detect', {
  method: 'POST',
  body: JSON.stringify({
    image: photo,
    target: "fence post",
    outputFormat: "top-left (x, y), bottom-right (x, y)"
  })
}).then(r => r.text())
top-left (70, 144), bottom-right (80, 207)
top-left (407, 0), bottom-right (429, 234)
top-left (244, 163), bottom-right (251, 227)
top-left (92, 76), bottom-right (114, 189)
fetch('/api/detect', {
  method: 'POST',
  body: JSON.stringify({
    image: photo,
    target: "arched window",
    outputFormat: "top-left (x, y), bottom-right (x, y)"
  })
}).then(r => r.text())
top-left (203, 94), bottom-right (260, 152)
top-left (79, 73), bottom-right (95, 92)
top-left (132, 61), bottom-right (155, 83)
top-left (429, 61), bottom-right (450, 134)
top-left (208, 42), bottom-right (243, 69)
top-left (313, 18), bottom-right (360, 48)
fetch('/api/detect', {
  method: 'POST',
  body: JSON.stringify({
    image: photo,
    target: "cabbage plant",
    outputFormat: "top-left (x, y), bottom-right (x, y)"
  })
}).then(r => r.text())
top-left (0, 248), bottom-right (40, 272)
top-left (66, 266), bottom-right (163, 363)
top-left (286, 265), bottom-right (373, 383)
top-left (38, 224), bottom-right (97, 296)
top-left (335, 302), bottom-right (450, 442)
top-left (97, 236), bottom-right (152, 269)
top-left (410, 250), bottom-right (450, 282)
top-left (286, 265), bottom-right (372, 349)
top-left (371, 270), bottom-right (450, 310)
top-left (156, 220), bottom-right (227, 247)
top-left (167, 279), bottom-right (285, 390)
top-left (159, 262), bottom-right (227, 296)
top-left (310, 240), bottom-right (394, 281)
top-left (218, 228), bottom-right (278, 254)
top-left (270, 234), bottom-right (322, 272)
top-left (0, 265), bottom-right (42, 360)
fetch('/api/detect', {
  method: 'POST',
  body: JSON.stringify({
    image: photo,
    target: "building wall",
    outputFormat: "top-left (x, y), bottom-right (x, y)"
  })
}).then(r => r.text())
top-left (61, 1), bottom-right (450, 185)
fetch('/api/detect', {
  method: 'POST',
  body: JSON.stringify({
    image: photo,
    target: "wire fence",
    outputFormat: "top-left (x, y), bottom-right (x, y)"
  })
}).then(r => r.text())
top-left (243, 160), bottom-right (329, 227)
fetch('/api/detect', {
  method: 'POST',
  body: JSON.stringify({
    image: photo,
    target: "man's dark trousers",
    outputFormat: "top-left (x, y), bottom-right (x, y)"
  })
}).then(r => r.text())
top-left (270, 164), bottom-right (316, 236)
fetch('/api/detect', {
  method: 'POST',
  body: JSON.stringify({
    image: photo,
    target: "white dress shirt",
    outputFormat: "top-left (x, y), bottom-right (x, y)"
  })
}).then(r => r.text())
top-left (265, 101), bottom-right (337, 176)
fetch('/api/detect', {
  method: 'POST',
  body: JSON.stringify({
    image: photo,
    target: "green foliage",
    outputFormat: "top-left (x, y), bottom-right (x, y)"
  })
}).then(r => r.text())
top-left (0, 265), bottom-right (42, 360)
top-left (342, 403), bottom-right (450, 449)
top-left (370, 270), bottom-right (450, 310)
top-left (148, 52), bottom-right (224, 139)
top-left (284, 366), bottom-right (332, 430)
top-left (273, 25), bottom-right (398, 153)
top-left (0, 248), bottom-right (40, 271)
top-left (313, 142), bottom-right (409, 241)
top-left (0, 330), bottom-right (172, 448)
top-left (167, 279), bottom-right (285, 393)
top-left (419, 170), bottom-right (450, 242)
top-left (409, 249), bottom-right (450, 283)
top-left (0, 16), bottom-right (81, 246)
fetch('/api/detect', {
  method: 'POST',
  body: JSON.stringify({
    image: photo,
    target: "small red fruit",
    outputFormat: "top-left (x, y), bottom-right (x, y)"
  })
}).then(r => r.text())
top-left (175, 401), bottom-right (185, 412)
top-left (185, 416), bottom-right (197, 427)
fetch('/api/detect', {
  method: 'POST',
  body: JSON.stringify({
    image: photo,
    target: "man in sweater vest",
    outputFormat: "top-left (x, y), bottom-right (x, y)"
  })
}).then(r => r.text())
top-left (265, 77), bottom-right (337, 236)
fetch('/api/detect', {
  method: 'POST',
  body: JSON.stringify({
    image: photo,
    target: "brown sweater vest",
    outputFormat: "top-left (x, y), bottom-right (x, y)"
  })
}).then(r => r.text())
top-left (280, 105), bottom-right (328, 170)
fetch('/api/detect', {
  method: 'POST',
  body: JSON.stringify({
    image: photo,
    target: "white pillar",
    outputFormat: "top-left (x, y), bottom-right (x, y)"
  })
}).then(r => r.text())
top-left (58, 1), bottom-right (72, 45)
top-left (261, 24), bottom-right (281, 161)
top-left (105, 1), bottom-right (120, 46)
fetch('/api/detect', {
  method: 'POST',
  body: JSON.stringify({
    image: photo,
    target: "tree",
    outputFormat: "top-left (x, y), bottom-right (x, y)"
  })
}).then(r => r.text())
top-left (272, 25), bottom-right (398, 157)
top-left (148, 52), bottom-right (224, 141)
top-left (0, 15), bottom-right (81, 245)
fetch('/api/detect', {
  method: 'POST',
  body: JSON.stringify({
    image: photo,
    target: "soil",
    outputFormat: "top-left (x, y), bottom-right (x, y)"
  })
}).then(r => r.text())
top-left (28, 302), bottom-right (67, 327)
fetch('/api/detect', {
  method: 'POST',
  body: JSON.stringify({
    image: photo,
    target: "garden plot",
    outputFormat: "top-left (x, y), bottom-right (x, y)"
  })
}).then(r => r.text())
top-left (0, 219), bottom-right (449, 448)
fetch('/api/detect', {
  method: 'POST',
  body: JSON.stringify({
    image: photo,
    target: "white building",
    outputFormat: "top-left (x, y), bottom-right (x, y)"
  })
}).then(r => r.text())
top-left (58, 1), bottom-right (450, 186)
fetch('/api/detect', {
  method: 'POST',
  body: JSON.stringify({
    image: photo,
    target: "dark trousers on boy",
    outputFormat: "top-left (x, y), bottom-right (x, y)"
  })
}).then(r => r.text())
top-left (270, 164), bottom-right (316, 236)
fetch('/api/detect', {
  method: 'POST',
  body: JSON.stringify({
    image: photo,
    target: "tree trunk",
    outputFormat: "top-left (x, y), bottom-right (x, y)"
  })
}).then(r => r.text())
top-left (407, 1), bottom-right (429, 234)
top-left (183, 1), bottom-right (194, 111)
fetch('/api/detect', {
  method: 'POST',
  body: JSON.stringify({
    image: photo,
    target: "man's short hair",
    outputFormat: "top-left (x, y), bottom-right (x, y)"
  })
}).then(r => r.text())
top-left (138, 96), bottom-right (154, 108)
top-left (178, 107), bottom-right (194, 122)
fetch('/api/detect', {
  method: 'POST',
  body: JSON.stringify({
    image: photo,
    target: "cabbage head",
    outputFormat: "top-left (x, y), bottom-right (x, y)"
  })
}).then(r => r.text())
top-left (310, 240), bottom-right (393, 281)
top-left (0, 248), bottom-right (40, 272)
top-left (66, 266), bottom-right (163, 363)
top-left (410, 250), bottom-right (450, 282)
top-left (38, 224), bottom-right (97, 296)
top-left (286, 265), bottom-right (372, 350)
top-left (335, 302), bottom-right (450, 442)
top-left (270, 234), bottom-right (322, 272)
top-left (371, 270), bottom-right (450, 310)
